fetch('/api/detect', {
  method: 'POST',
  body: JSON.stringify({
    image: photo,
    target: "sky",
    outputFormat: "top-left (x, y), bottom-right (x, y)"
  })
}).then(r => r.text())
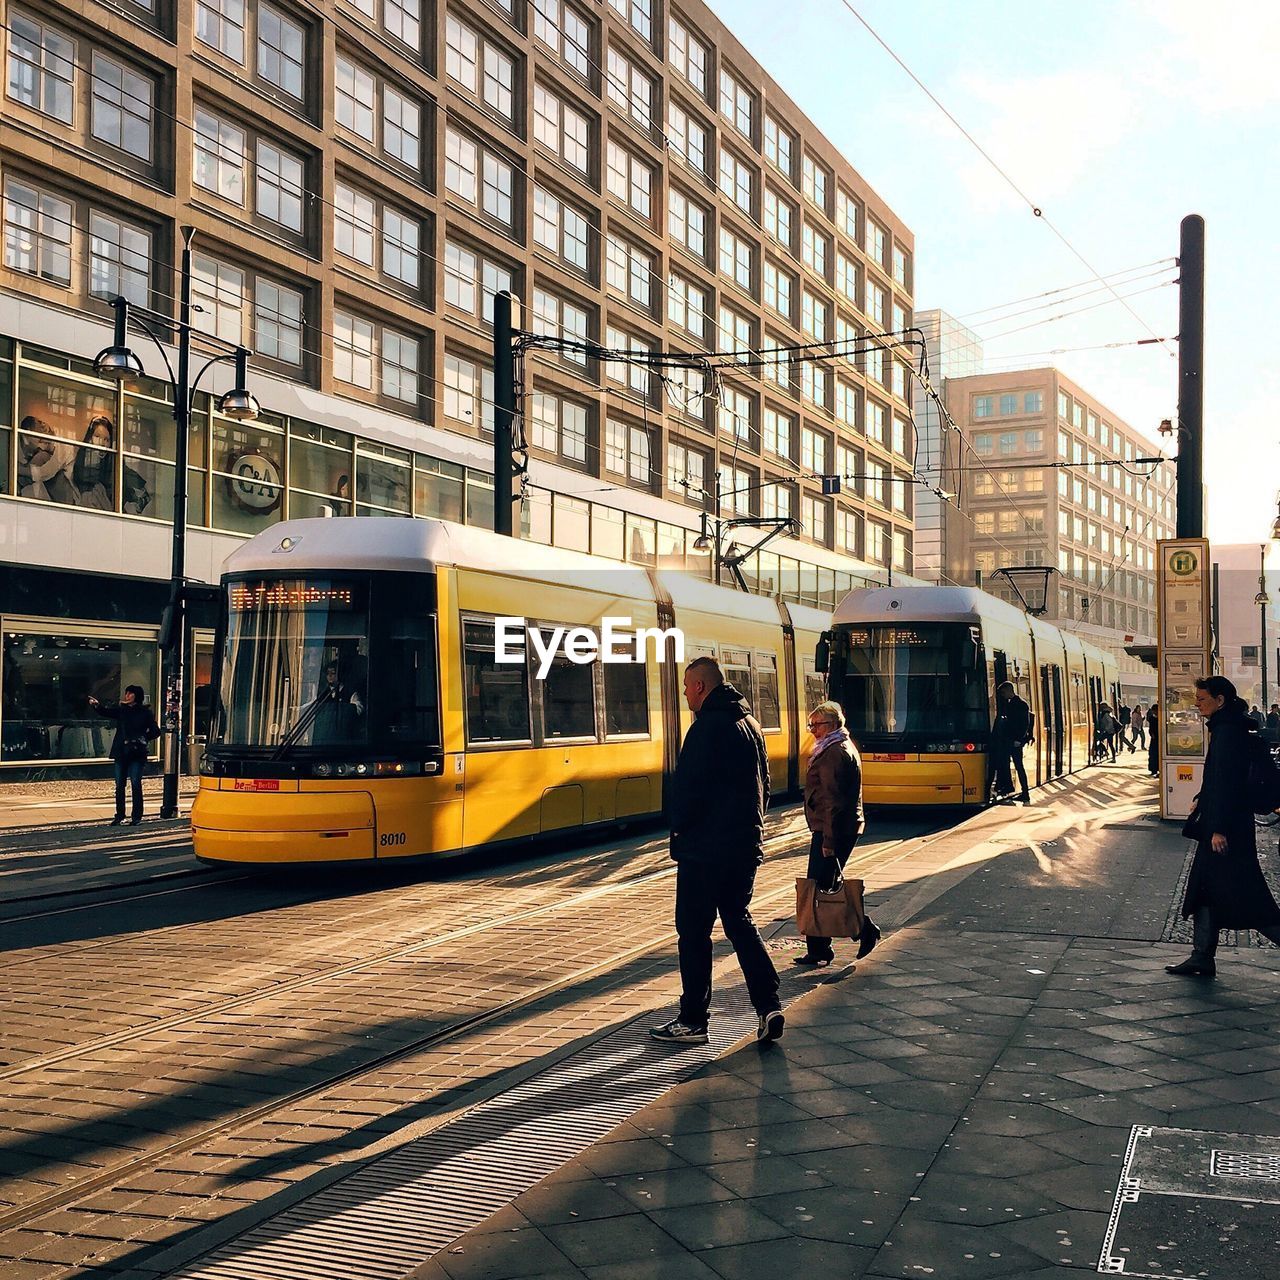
top-left (711, 0), bottom-right (1280, 553)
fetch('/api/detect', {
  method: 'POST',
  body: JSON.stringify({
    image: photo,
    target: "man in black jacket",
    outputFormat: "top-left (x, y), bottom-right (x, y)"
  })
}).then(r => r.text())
top-left (89, 685), bottom-right (160, 825)
top-left (652, 656), bottom-right (783, 1045)
top-left (989, 681), bottom-right (1032, 805)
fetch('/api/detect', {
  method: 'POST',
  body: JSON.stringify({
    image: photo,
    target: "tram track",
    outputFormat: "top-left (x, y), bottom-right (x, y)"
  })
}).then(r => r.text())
top-left (0, 822), bottom-right (809, 1079)
top-left (0, 816), bottom-right (948, 1243)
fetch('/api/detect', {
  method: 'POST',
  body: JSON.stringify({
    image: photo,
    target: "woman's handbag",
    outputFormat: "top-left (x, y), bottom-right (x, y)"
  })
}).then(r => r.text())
top-left (120, 736), bottom-right (150, 764)
top-left (796, 871), bottom-right (866, 939)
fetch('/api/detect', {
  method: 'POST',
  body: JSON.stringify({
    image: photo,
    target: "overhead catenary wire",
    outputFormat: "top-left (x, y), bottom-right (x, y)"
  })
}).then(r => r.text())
top-left (964, 265), bottom-right (1179, 332)
top-left (830, 0), bottom-right (1178, 362)
top-left (955, 258), bottom-right (1178, 323)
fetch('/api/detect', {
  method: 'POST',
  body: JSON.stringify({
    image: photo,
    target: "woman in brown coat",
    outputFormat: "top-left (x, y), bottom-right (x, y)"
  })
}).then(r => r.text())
top-left (796, 701), bottom-right (880, 966)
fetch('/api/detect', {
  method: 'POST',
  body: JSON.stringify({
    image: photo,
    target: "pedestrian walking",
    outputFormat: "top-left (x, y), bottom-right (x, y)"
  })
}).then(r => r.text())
top-left (1130, 704), bottom-right (1147, 753)
top-left (1267, 704), bottom-right (1280, 745)
top-left (88, 686), bottom-right (160, 825)
top-left (1167, 676), bottom-right (1280, 977)
top-left (652, 656), bottom-right (784, 1046)
top-left (1146, 705), bottom-right (1159, 777)
top-left (1094, 703), bottom-right (1119, 762)
top-left (1118, 703), bottom-right (1132, 751)
top-left (794, 701), bottom-right (879, 967)
top-left (989, 681), bottom-right (1032, 804)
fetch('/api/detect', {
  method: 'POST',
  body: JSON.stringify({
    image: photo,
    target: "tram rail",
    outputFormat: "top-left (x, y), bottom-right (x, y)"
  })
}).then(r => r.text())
top-left (0, 816), bottom-right (949, 1243)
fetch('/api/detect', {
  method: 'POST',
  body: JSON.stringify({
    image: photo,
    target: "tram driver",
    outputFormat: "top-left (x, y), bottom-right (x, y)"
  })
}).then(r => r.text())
top-left (312, 662), bottom-right (366, 744)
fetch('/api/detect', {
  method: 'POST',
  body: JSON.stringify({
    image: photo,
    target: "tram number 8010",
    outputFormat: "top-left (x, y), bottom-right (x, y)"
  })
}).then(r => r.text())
top-left (379, 832), bottom-right (407, 847)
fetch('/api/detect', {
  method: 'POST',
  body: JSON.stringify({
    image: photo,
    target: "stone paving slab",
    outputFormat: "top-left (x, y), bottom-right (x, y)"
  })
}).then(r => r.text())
top-left (396, 765), bottom-right (1280, 1280)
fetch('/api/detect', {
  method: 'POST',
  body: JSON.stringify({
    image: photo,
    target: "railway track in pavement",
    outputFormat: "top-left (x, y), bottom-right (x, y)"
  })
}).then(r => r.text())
top-left (0, 811), bottom-right (949, 1274)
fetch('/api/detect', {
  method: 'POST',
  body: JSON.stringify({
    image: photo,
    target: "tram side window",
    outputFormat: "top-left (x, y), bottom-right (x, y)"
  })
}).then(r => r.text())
top-left (721, 649), bottom-right (752, 704)
top-left (538, 628), bottom-right (596, 740)
top-left (464, 618), bottom-right (531, 744)
top-left (603, 657), bottom-right (649, 737)
top-left (802, 658), bottom-right (826, 714)
top-left (753, 652), bottom-right (781, 730)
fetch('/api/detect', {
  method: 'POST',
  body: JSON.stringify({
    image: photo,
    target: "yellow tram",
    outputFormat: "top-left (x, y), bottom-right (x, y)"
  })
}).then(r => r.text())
top-left (822, 586), bottom-right (1120, 806)
top-left (192, 517), bottom-right (831, 865)
top-left (193, 522), bottom-right (1121, 865)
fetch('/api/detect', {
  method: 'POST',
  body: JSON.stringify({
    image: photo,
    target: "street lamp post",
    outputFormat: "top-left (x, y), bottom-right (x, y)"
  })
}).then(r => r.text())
top-left (93, 227), bottom-right (260, 818)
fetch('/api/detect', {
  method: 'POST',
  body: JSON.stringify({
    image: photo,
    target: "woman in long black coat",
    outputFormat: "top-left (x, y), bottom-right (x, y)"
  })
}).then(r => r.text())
top-left (1168, 675), bottom-right (1280, 976)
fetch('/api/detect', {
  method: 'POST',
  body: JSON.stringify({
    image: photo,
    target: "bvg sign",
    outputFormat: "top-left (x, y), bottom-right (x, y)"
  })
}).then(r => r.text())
top-left (1169, 550), bottom-right (1198, 576)
top-left (226, 451), bottom-right (282, 514)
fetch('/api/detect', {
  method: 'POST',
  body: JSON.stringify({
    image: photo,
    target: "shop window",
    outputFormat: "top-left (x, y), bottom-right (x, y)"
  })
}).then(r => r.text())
top-left (466, 469), bottom-right (494, 528)
top-left (211, 414), bottom-right (284, 534)
top-left (552, 492), bottom-right (590, 552)
top-left (289, 422), bottom-right (353, 518)
top-left (1, 631), bottom-right (158, 763)
top-left (414, 456), bottom-right (464, 522)
top-left (15, 366), bottom-right (116, 509)
top-left (355, 438), bottom-right (411, 515)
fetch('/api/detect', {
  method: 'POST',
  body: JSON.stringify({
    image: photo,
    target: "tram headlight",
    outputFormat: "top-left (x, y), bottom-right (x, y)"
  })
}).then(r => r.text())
top-left (355, 763), bottom-right (368, 775)
top-left (313, 763), bottom-right (332, 777)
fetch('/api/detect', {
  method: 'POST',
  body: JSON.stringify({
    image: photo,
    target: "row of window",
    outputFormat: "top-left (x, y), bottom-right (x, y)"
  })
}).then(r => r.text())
top-left (972, 429), bottom-right (1044, 456)
top-left (7, 4), bottom-right (911, 313)
top-left (1056, 390), bottom-right (1152, 460)
top-left (7, 17), bottom-right (911, 375)
top-left (973, 391), bottom-right (1043, 418)
top-left (2, 174), bottom-right (913, 492)
top-left (462, 614), bottom-right (651, 746)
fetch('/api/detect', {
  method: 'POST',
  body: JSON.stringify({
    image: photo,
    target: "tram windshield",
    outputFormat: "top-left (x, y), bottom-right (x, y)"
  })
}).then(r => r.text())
top-left (832, 622), bottom-right (988, 742)
top-left (211, 575), bottom-right (439, 753)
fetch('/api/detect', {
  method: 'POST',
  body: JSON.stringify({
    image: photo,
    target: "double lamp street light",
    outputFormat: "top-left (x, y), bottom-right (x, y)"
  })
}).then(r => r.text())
top-left (93, 226), bottom-right (261, 819)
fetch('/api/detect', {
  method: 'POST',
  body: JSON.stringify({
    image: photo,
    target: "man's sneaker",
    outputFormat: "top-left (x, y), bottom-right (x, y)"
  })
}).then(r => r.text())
top-left (756, 1009), bottom-right (785, 1042)
top-left (650, 1018), bottom-right (708, 1045)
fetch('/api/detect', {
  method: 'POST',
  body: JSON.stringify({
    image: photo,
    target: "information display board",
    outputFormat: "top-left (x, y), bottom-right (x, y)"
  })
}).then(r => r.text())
top-left (1157, 539), bottom-right (1212, 820)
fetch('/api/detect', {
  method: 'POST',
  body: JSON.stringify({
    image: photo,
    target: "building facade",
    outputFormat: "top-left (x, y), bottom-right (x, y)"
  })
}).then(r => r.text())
top-left (1211, 544), bottom-right (1277, 713)
top-left (0, 0), bottom-right (917, 774)
top-left (943, 368), bottom-right (1173, 703)
top-left (911, 308), bottom-right (981, 584)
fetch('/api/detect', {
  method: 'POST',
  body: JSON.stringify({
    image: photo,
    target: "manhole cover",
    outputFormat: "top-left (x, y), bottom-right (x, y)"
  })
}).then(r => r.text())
top-left (1100, 1126), bottom-right (1280, 1276)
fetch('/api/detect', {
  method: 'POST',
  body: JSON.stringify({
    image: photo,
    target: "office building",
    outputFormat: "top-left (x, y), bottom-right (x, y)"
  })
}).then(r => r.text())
top-left (943, 368), bottom-right (1173, 702)
top-left (911, 308), bottom-right (981, 583)
top-left (0, 0), bottom-right (916, 774)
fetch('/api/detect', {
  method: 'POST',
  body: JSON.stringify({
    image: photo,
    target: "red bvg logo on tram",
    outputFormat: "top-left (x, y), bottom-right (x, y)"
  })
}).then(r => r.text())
top-left (233, 779), bottom-right (281, 791)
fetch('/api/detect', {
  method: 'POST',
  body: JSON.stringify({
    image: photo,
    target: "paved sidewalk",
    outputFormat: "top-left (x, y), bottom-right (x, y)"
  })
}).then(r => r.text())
top-left (0, 776), bottom-right (198, 832)
top-left (405, 761), bottom-right (1280, 1280)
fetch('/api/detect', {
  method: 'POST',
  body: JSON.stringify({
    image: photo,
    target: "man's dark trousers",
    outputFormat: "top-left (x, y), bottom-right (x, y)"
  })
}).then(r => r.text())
top-left (114, 758), bottom-right (144, 820)
top-left (676, 858), bottom-right (779, 1028)
top-left (992, 739), bottom-right (1029, 799)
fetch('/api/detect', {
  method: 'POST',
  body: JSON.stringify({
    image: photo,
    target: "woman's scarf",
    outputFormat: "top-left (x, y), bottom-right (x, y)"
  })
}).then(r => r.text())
top-left (810, 726), bottom-right (850, 762)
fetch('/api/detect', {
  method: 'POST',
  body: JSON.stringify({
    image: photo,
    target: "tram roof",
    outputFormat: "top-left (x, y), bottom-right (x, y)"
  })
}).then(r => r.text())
top-left (832, 585), bottom-right (1033, 632)
top-left (222, 517), bottom-right (655, 586)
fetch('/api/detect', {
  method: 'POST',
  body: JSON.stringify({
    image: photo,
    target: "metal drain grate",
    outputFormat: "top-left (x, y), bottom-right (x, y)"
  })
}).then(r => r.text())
top-left (171, 985), bottom-right (771, 1280)
top-left (1211, 1150), bottom-right (1280, 1181)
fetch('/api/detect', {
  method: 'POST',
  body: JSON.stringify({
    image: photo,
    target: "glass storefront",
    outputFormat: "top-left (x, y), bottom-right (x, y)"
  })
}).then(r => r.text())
top-left (0, 337), bottom-right (889, 622)
top-left (1, 625), bottom-right (159, 763)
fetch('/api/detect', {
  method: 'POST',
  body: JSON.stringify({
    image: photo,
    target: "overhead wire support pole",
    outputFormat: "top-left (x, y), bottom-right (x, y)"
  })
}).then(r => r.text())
top-left (492, 290), bottom-right (520, 538)
top-left (1176, 215), bottom-right (1205, 538)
